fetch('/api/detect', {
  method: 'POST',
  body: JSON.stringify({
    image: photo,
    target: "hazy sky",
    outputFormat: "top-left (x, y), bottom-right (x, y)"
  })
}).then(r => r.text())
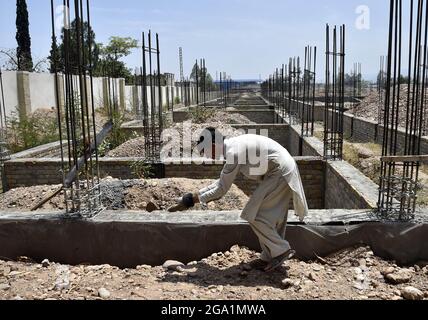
top-left (0, 0), bottom-right (390, 81)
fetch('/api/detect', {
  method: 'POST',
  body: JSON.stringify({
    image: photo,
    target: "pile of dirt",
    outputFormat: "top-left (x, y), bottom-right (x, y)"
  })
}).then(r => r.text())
top-left (348, 85), bottom-right (428, 132)
top-left (106, 137), bottom-right (146, 158)
top-left (1, 246), bottom-right (427, 300)
top-left (0, 178), bottom-right (249, 212)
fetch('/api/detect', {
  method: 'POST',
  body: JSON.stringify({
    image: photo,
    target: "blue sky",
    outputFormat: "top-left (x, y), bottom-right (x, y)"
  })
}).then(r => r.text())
top-left (0, 0), bottom-right (390, 80)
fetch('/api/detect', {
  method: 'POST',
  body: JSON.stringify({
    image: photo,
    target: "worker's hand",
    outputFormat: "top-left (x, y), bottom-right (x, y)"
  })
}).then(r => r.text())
top-left (167, 193), bottom-right (199, 212)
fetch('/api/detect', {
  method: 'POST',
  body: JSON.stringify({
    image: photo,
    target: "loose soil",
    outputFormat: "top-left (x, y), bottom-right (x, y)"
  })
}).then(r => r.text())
top-left (0, 246), bottom-right (427, 300)
top-left (0, 178), bottom-right (249, 212)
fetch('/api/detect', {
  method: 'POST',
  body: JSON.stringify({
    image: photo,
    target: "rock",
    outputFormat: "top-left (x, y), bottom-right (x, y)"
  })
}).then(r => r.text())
top-left (187, 261), bottom-right (198, 266)
top-left (385, 270), bottom-right (413, 285)
top-left (424, 292), bottom-right (428, 299)
top-left (98, 288), bottom-right (111, 299)
top-left (146, 201), bottom-right (160, 213)
top-left (381, 267), bottom-right (395, 276)
top-left (0, 283), bottom-right (11, 291)
top-left (353, 267), bottom-right (363, 275)
top-left (13, 296), bottom-right (24, 301)
top-left (358, 259), bottom-right (367, 267)
top-left (281, 279), bottom-right (294, 289)
top-left (230, 245), bottom-right (240, 253)
top-left (136, 265), bottom-right (152, 270)
top-left (41, 259), bottom-right (50, 268)
top-left (224, 251), bottom-right (231, 257)
top-left (308, 272), bottom-right (318, 282)
top-left (401, 286), bottom-right (424, 301)
top-left (162, 260), bottom-right (185, 272)
top-left (312, 265), bottom-right (323, 272)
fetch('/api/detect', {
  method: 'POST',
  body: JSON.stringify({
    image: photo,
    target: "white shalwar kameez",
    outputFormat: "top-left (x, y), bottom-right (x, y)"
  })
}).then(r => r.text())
top-left (198, 134), bottom-right (308, 261)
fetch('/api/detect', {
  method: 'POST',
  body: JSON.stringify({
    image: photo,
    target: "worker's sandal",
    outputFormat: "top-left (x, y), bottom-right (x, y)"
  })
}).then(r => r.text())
top-left (248, 259), bottom-right (269, 271)
top-left (264, 249), bottom-right (296, 273)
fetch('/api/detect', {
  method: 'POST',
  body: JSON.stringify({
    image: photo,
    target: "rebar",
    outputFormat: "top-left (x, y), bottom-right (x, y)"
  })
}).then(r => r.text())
top-left (141, 30), bottom-right (163, 163)
top-left (324, 24), bottom-right (346, 161)
top-left (51, 0), bottom-right (103, 217)
top-left (377, 0), bottom-right (428, 221)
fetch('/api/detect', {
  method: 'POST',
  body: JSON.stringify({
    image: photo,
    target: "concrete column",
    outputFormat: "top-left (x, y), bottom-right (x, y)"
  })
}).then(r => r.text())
top-left (132, 85), bottom-right (140, 113)
top-left (119, 78), bottom-right (126, 111)
top-left (102, 77), bottom-right (109, 112)
top-left (16, 71), bottom-right (31, 120)
top-left (52, 73), bottom-right (66, 117)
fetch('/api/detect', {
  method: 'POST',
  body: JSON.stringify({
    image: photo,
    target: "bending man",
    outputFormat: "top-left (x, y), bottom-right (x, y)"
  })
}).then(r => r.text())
top-left (169, 128), bottom-right (308, 272)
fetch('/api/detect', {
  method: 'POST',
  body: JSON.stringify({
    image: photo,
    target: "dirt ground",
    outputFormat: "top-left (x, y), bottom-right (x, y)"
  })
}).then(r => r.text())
top-left (348, 85), bottom-right (428, 133)
top-left (108, 120), bottom-right (245, 158)
top-left (0, 178), bottom-right (248, 212)
top-left (0, 246), bottom-right (427, 300)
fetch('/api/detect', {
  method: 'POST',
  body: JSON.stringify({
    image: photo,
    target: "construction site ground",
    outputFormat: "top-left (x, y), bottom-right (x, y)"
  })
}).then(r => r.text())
top-left (1, 246), bottom-right (428, 301)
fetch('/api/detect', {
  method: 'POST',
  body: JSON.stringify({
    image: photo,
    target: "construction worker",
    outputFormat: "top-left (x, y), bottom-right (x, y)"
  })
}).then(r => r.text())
top-left (168, 128), bottom-right (308, 272)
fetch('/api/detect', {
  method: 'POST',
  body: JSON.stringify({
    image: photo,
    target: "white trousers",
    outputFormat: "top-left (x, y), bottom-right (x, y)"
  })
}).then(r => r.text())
top-left (249, 178), bottom-right (293, 261)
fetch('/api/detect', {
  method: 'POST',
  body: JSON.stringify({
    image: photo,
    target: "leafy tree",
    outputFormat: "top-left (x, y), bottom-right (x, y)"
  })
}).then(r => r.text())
top-left (190, 62), bottom-right (215, 89)
top-left (16, 0), bottom-right (33, 71)
top-left (97, 36), bottom-right (138, 83)
top-left (52, 19), bottom-right (100, 74)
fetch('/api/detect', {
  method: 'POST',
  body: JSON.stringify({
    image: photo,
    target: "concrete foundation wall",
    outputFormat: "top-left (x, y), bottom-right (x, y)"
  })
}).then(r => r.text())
top-left (285, 122), bottom-right (378, 210)
top-left (293, 100), bottom-right (428, 154)
top-left (1, 210), bottom-right (427, 267)
top-left (4, 157), bottom-right (325, 210)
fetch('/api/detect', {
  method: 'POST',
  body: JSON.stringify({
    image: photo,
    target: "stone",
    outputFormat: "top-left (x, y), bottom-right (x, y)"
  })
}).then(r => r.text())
top-left (401, 287), bottom-right (424, 301)
top-left (385, 270), bottom-right (413, 285)
top-left (162, 260), bottom-right (185, 272)
top-left (98, 288), bottom-right (111, 299)
top-left (136, 265), bottom-right (152, 270)
top-left (0, 283), bottom-right (11, 291)
top-left (308, 272), bottom-right (318, 282)
top-left (146, 201), bottom-right (160, 213)
top-left (358, 259), bottom-right (367, 267)
top-left (187, 261), bottom-right (198, 266)
top-left (41, 259), bottom-right (50, 268)
top-left (312, 264), bottom-right (323, 272)
top-left (381, 267), bottom-right (395, 275)
top-left (281, 279), bottom-right (294, 289)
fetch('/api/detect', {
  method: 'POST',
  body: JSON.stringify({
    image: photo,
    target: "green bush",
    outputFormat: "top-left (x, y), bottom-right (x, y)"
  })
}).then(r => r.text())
top-left (6, 109), bottom-right (60, 153)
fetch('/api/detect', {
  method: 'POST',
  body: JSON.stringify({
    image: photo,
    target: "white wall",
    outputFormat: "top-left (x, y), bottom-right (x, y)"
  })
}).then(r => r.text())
top-left (29, 73), bottom-right (56, 112)
top-left (2, 71), bottom-right (19, 118)
top-left (2, 71), bottom-right (192, 119)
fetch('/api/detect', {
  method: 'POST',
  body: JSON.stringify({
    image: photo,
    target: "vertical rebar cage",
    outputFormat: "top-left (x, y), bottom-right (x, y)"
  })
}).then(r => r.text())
top-left (301, 46), bottom-right (317, 138)
top-left (140, 30), bottom-right (163, 163)
top-left (50, 0), bottom-right (103, 217)
top-left (324, 24), bottom-right (346, 161)
top-left (377, 0), bottom-right (428, 221)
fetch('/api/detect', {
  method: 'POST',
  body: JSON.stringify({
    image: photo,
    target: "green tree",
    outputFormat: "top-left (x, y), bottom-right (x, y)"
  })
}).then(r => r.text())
top-left (97, 36), bottom-right (138, 83)
top-left (190, 62), bottom-right (215, 89)
top-left (16, 0), bottom-right (33, 71)
top-left (54, 19), bottom-right (100, 74)
top-left (48, 35), bottom-right (61, 73)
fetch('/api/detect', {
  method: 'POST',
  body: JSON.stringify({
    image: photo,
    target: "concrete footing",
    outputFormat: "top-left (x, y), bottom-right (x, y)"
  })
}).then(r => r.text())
top-left (0, 210), bottom-right (427, 268)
